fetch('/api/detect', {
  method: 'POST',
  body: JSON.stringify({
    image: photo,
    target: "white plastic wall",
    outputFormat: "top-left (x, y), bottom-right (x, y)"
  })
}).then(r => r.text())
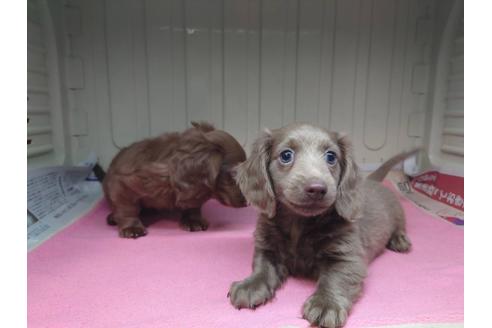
top-left (425, 0), bottom-right (464, 176)
top-left (27, 0), bottom-right (68, 168)
top-left (28, 0), bottom-right (464, 173)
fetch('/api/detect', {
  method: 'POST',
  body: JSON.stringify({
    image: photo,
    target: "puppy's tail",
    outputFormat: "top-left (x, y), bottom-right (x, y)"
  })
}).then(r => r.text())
top-left (367, 148), bottom-right (421, 182)
top-left (92, 163), bottom-right (106, 182)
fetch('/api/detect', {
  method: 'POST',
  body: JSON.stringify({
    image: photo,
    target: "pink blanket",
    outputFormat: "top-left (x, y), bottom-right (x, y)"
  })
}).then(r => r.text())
top-left (28, 189), bottom-right (463, 328)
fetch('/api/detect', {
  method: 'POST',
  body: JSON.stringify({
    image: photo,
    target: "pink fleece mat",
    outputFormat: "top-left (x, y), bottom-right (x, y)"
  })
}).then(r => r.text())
top-left (28, 187), bottom-right (463, 328)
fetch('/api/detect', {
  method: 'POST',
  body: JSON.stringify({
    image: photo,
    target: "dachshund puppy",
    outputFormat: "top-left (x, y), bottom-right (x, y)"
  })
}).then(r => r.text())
top-left (99, 121), bottom-right (246, 238)
top-left (228, 123), bottom-right (418, 328)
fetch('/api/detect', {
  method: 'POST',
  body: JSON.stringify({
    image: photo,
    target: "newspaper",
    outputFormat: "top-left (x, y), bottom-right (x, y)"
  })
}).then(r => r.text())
top-left (385, 171), bottom-right (464, 226)
top-left (27, 155), bottom-right (103, 251)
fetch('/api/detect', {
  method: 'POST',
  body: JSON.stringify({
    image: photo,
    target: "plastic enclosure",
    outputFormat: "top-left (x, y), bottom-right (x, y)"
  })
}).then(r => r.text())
top-left (27, 0), bottom-right (463, 176)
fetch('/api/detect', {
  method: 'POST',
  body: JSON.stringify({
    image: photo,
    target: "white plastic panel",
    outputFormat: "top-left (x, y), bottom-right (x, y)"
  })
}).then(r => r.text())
top-left (28, 0), bottom-right (55, 163)
top-left (425, 0), bottom-right (463, 175)
top-left (105, 0), bottom-right (150, 147)
top-left (441, 20), bottom-right (464, 158)
top-left (28, 0), bottom-right (68, 168)
top-left (145, 0), bottom-right (187, 135)
top-left (61, 0), bottom-right (438, 167)
top-left (223, 0), bottom-right (261, 145)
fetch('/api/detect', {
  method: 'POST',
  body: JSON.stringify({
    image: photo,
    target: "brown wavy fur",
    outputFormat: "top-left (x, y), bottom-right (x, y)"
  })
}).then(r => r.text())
top-left (102, 121), bottom-right (247, 238)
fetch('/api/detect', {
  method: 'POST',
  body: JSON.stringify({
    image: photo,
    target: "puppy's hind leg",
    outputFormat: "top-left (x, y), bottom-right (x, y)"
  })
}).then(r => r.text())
top-left (106, 213), bottom-right (117, 226)
top-left (112, 205), bottom-right (147, 239)
top-left (387, 230), bottom-right (412, 253)
top-left (386, 205), bottom-right (412, 253)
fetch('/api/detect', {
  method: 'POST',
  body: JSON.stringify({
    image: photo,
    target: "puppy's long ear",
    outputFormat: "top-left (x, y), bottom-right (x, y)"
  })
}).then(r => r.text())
top-left (234, 130), bottom-right (276, 218)
top-left (204, 129), bottom-right (246, 165)
top-left (335, 134), bottom-right (362, 222)
top-left (203, 151), bottom-right (223, 189)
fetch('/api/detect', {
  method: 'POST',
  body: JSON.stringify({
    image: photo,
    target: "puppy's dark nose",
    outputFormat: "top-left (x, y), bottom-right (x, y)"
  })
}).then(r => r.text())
top-left (304, 181), bottom-right (327, 200)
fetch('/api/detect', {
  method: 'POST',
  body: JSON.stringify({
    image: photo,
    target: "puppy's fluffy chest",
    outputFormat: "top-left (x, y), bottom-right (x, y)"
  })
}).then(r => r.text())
top-left (284, 220), bottom-right (318, 277)
top-left (266, 214), bottom-right (355, 278)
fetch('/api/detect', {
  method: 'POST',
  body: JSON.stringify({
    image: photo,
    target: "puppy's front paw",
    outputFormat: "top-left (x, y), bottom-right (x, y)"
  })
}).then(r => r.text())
top-left (302, 294), bottom-right (348, 328)
top-left (179, 217), bottom-right (209, 232)
top-left (228, 277), bottom-right (273, 309)
top-left (119, 226), bottom-right (147, 238)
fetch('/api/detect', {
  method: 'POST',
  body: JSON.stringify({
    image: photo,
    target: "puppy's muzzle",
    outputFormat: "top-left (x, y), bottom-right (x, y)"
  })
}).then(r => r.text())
top-left (304, 179), bottom-right (327, 201)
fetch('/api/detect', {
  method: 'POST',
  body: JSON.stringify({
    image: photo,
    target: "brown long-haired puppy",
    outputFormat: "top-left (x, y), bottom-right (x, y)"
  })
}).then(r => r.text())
top-left (99, 121), bottom-right (246, 238)
top-left (228, 123), bottom-right (418, 328)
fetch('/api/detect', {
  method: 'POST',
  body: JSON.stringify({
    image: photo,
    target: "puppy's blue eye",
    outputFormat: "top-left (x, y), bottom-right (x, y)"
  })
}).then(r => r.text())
top-left (279, 149), bottom-right (294, 164)
top-left (324, 151), bottom-right (337, 165)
